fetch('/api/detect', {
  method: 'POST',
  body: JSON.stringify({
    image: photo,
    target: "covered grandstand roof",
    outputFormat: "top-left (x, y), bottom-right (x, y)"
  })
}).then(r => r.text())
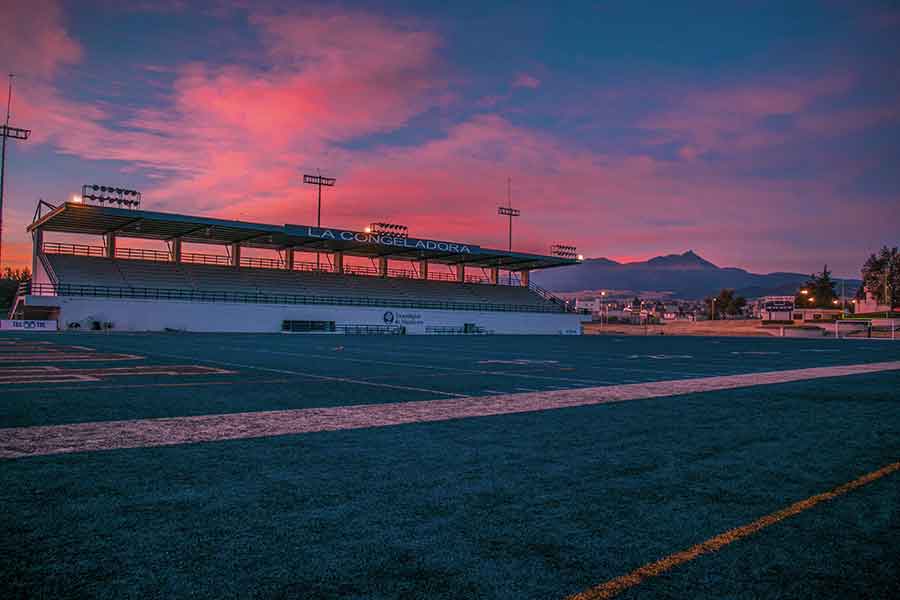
top-left (29, 202), bottom-right (579, 270)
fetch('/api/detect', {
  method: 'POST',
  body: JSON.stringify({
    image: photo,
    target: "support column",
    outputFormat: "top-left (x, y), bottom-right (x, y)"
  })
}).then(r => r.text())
top-left (230, 243), bottom-right (241, 268)
top-left (418, 259), bottom-right (428, 280)
top-left (333, 251), bottom-right (343, 274)
top-left (31, 228), bottom-right (43, 281)
top-left (378, 256), bottom-right (388, 277)
top-left (519, 270), bottom-right (530, 287)
top-left (171, 238), bottom-right (182, 263)
top-left (456, 263), bottom-right (465, 283)
top-left (285, 248), bottom-right (294, 271)
top-left (489, 266), bottom-right (499, 285)
top-left (104, 233), bottom-right (116, 259)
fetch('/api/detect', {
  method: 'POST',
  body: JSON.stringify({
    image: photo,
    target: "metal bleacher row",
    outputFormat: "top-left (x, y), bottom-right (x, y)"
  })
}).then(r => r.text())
top-left (43, 254), bottom-right (563, 313)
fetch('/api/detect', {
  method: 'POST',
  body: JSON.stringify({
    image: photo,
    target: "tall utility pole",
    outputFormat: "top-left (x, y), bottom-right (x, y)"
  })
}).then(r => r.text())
top-left (302, 172), bottom-right (336, 270)
top-left (497, 177), bottom-right (520, 284)
top-left (0, 74), bottom-right (31, 271)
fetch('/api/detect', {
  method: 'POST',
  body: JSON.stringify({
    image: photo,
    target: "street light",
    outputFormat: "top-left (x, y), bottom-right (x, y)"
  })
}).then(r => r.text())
top-left (600, 290), bottom-right (607, 326)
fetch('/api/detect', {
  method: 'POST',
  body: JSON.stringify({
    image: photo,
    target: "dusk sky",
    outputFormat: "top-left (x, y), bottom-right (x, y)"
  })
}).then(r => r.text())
top-left (2, 0), bottom-right (899, 277)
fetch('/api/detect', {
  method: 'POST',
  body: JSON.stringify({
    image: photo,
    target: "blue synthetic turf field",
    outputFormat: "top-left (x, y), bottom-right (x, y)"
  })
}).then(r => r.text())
top-left (1, 332), bottom-right (899, 599)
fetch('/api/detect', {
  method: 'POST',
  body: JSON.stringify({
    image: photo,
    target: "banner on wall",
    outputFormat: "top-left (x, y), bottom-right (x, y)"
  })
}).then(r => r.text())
top-left (0, 320), bottom-right (59, 331)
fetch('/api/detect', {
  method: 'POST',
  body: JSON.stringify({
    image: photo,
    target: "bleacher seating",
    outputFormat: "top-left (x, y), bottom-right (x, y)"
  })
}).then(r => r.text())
top-left (44, 254), bottom-right (562, 312)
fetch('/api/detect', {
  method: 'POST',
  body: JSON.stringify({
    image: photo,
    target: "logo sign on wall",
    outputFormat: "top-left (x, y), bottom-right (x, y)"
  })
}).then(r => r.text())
top-left (0, 320), bottom-right (59, 331)
top-left (383, 311), bottom-right (395, 324)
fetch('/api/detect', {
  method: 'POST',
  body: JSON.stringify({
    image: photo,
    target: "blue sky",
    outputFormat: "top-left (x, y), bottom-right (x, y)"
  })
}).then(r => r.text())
top-left (1, 0), bottom-right (898, 276)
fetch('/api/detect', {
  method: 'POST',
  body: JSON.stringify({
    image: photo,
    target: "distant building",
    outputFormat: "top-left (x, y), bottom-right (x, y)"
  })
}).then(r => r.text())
top-left (757, 296), bottom-right (794, 321)
top-left (792, 308), bottom-right (843, 322)
top-left (856, 287), bottom-right (893, 314)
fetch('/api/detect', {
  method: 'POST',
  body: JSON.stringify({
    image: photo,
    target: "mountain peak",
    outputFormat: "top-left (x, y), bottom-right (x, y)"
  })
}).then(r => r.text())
top-left (645, 250), bottom-right (718, 269)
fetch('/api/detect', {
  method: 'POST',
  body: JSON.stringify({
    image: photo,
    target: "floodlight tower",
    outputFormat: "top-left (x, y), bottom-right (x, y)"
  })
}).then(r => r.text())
top-left (367, 222), bottom-right (408, 237)
top-left (497, 177), bottom-right (520, 284)
top-left (303, 172), bottom-right (336, 270)
top-left (0, 74), bottom-right (31, 270)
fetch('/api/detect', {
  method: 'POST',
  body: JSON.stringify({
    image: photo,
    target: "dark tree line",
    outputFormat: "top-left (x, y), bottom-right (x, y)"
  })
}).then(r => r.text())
top-left (0, 267), bottom-right (31, 309)
top-left (795, 265), bottom-right (838, 309)
top-left (705, 289), bottom-right (746, 319)
top-left (860, 246), bottom-right (899, 308)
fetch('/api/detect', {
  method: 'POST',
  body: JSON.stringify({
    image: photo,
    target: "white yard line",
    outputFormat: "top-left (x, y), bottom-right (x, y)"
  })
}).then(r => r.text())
top-left (138, 351), bottom-right (470, 398)
top-left (254, 348), bottom-right (613, 385)
top-left (3, 361), bottom-right (899, 459)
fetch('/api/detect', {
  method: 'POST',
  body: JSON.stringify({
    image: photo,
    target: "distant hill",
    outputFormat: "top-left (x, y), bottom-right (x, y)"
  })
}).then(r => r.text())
top-left (532, 250), bottom-right (860, 299)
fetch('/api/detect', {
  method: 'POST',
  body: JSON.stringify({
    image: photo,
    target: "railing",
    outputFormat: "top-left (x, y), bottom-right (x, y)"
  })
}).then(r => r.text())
top-left (118, 247), bottom-right (172, 262)
top-left (181, 252), bottom-right (230, 266)
top-left (336, 324), bottom-right (405, 335)
top-left (528, 281), bottom-right (578, 312)
top-left (43, 242), bottom-right (172, 262)
top-left (43, 242), bottom-right (106, 258)
top-left (38, 242), bottom-right (573, 310)
top-left (425, 325), bottom-right (493, 335)
top-left (240, 256), bottom-right (284, 270)
top-left (19, 281), bottom-right (567, 314)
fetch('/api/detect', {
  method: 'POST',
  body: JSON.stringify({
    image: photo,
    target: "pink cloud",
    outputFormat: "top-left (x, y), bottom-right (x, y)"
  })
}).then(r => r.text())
top-left (512, 74), bottom-right (541, 89)
top-left (1, 4), bottom-right (895, 278)
top-left (641, 71), bottom-right (860, 155)
top-left (0, 0), bottom-right (81, 80)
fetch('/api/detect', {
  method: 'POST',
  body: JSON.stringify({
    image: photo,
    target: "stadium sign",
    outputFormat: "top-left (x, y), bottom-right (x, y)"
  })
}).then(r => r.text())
top-left (302, 227), bottom-right (475, 254)
top-left (0, 319), bottom-right (58, 331)
top-left (764, 300), bottom-right (794, 311)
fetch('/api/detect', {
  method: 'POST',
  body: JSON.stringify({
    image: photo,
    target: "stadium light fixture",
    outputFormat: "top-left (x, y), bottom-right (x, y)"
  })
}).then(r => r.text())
top-left (303, 172), bottom-right (336, 270)
top-left (550, 243), bottom-right (578, 259)
top-left (367, 222), bottom-right (408, 237)
top-left (302, 173), bottom-right (336, 228)
top-left (0, 74), bottom-right (32, 269)
top-left (80, 184), bottom-right (141, 209)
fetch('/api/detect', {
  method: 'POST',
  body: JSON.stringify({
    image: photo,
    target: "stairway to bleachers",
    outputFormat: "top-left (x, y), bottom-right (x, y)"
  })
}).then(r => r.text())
top-left (44, 254), bottom-right (562, 312)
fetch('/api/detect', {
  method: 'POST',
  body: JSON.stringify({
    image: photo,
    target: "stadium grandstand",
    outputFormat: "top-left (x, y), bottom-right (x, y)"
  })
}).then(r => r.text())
top-left (9, 198), bottom-right (588, 334)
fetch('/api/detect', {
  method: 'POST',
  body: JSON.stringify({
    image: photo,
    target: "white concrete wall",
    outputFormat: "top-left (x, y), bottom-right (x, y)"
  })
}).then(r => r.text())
top-left (25, 295), bottom-right (587, 335)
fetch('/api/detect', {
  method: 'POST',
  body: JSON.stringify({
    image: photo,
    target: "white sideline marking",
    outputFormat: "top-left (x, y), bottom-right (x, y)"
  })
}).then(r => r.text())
top-left (2, 361), bottom-right (899, 459)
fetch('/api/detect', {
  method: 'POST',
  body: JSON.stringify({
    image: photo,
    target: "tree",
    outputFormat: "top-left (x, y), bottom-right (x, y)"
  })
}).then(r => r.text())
top-left (795, 265), bottom-right (838, 309)
top-left (705, 289), bottom-right (747, 319)
top-left (861, 246), bottom-right (900, 308)
top-left (0, 267), bottom-right (31, 310)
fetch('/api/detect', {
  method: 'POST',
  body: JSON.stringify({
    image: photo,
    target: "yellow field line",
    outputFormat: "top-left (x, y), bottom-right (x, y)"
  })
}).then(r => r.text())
top-left (566, 461), bottom-right (900, 600)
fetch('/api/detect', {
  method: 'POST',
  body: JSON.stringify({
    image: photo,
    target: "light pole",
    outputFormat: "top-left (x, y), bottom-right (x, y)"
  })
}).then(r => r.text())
top-left (0, 74), bottom-right (31, 271)
top-left (601, 290), bottom-right (607, 327)
top-left (303, 173), bottom-right (336, 270)
top-left (498, 177), bottom-right (520, 285)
